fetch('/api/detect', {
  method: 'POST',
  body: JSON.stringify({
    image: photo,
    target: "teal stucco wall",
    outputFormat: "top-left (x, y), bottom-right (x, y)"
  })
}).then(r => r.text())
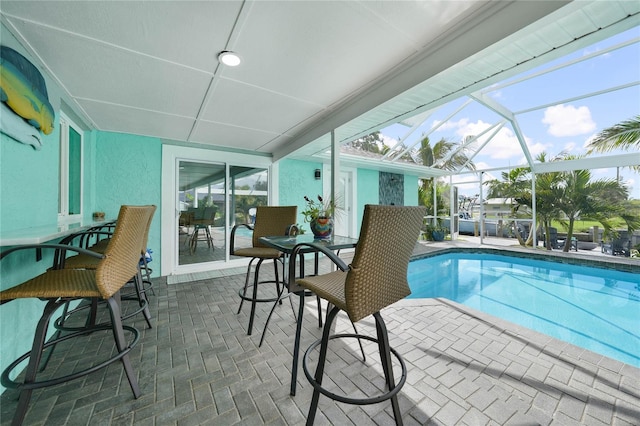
top-left (404, 174), bottom-right (419, 206)
top-left (0, 129), bottom-right (162, 394)
top-left (0, 131), bottom-right (64, 392)
top-left (93, 131), bottom-right (162, 259)
top-left (0, 27), bottom-right (72, 388)
top-left (278, 158), bottom-right (323, 232)
top-left (0, 132), bottom-right (60, 230)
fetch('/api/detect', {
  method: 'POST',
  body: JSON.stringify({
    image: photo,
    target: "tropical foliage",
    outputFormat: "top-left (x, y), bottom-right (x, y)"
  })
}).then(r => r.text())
top-left (345, 131), bottom-right (388, 154)
top-left (587, 115), bottom-right (640, 151)
top-left (417, 135), bottom-right (475, 215)
top-left (347, 132), bottom-right (477, 215)
top-left (485, 152), bottom-right (637, 252)
top-left (587, 115), bottom-right (640, 172)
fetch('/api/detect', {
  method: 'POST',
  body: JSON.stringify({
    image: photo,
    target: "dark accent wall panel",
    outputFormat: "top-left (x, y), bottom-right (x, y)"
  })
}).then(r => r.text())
top-left (379, 172), bottom-right (404, 205)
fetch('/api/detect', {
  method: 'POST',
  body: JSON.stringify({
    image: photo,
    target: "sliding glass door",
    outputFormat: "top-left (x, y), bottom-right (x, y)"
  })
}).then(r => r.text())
top-left (178, 161), bottom-right (226, 266)
top-left (161, 145), bottom-right (273, 276)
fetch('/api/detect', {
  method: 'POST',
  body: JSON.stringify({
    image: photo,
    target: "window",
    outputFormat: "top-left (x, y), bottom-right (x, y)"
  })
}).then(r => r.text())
top-left (58, 112), bottom-right (83, 219)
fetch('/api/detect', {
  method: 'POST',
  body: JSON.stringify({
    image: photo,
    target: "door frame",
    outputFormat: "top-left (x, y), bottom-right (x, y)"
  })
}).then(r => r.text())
top-left (323, 165), bottom-right (357, 238)
top-left (161, 145), bottom-right (273, 276)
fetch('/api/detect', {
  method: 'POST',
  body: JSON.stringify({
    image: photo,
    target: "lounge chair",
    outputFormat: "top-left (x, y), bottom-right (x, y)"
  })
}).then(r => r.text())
top-left (601, 231), bottom-right (631, 257)
top-left (543, 227), bottom-right (561, 249)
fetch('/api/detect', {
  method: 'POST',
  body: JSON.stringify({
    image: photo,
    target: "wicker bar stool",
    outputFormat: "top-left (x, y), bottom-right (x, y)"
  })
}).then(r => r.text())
top-left (295, 205), bottom-right (425, 425)
top-left (0, 205), bottom-right (155, 426)
top-left (231, 206), bottom-right (297, 335)
top-left (57, 206), bottom-right (156, 328)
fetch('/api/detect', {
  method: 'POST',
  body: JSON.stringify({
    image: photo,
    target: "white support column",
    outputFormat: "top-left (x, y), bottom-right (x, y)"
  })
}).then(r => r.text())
top-left (532, 173), bottom-right (537, 248)
top-left (330, 130), bottom-right (341, 212)
top-left (479, 172), bottom-right (484, 244)
top-left (433, 179), bottom-right (437, 224)
top-left (450, 175), bottom-right (456, 241)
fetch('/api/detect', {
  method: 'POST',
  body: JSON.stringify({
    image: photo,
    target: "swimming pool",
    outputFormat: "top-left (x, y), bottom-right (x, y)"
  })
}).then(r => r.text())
top-left (407, 251), bottom-right (640, 367)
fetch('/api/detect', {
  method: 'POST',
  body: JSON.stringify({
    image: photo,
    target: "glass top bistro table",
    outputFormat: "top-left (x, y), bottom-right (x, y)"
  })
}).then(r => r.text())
top-left (259, 234), bottom-right (359, 257)
top-left (259, 234), bottom-right (359, 395)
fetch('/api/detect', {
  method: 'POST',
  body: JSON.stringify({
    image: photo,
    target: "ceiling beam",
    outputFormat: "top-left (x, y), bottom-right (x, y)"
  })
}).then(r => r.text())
top-left (532, 154), bottom-right (640, 174)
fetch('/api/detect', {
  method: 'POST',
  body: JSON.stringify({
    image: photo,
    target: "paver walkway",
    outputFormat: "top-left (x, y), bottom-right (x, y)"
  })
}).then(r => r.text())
top-left (1, 247), bottom-right (639, 425)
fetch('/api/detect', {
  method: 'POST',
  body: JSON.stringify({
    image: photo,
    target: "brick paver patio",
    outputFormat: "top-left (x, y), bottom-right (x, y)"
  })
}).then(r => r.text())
top-left (1, 246), bottom-right (639, 425)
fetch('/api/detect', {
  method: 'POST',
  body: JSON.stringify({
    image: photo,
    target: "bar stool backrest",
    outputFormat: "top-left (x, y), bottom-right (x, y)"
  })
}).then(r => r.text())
top-left (95, 205), bottom-right (155, 298)
top-left (345, 205), bottom-right (425, 322)
top-left (140, 205), bottom-right (157, 255)
top-left (252, 206), bottom-right (297, 248)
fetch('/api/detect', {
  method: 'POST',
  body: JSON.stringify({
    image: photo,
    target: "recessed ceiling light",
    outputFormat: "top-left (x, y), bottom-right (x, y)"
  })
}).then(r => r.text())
top-left (218, 51), bottom-right (241, 67)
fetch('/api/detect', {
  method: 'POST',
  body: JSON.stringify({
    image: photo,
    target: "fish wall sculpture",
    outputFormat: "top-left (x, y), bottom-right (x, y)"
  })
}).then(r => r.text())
top-left (0, 102), bottom-right (43, 150)
top-left (0, 46), bottom-right (55, 150)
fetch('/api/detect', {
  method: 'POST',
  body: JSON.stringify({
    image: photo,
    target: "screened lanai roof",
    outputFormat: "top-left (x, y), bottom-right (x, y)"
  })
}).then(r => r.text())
top-left (286, 1), bottom-right (640, 197)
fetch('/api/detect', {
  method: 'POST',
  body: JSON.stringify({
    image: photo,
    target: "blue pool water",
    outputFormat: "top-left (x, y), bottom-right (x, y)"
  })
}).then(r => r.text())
top-left (407, 253), bottom-right (640, 367)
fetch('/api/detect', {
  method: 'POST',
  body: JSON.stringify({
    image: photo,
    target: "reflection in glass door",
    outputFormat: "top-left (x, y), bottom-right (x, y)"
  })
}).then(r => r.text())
top-left (162, 145), bottom-right (274, 275)
top-left (178, 161), bottom-right (226, 266)
top-left (177, 162), bottom-right (270, 267)
top-left (228, 167), bottom-right (269, 261)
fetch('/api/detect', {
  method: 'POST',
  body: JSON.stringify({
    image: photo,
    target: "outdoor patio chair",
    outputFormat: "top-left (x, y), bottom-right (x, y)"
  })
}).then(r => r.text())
top-left (56, 205), bottom-right (157, 329)
top-left (231, 205), bottom-right (297, 335)
top-left (295, 204), bottom-right (425, 425)
top-left (601, 230), bottom-right (631, 257)
top-left (189, 206), bottom-right (217, 254)
top-left (543, 227), bottom-right (561, 249)
top-left (0, 205), bottom-right (154, 425)
top-left (179, 210), bottom-right (194, 229)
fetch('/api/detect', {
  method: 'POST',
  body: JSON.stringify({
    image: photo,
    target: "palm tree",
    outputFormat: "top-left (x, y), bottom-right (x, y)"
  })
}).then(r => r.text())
top-left (556, 167), bottom-right (630, 252)
top-left (418, 136), bottom-right (475, 216)
top-left (418, 135), bottom-right (476, 170)
top-left (485, 167), bottom-right (532, 245)
top-left (587, 115), bottom-right (640, 152)
top-left (587, 115), bottom-right (640, 172)
top-left (484, 151), bottom-right (635, 251)
top-left (485, 153), bottom-right (565, 248)
top-left (485, 167), bottom-right (530, 209)
top-left (535, 170), bottom-right (566, 250)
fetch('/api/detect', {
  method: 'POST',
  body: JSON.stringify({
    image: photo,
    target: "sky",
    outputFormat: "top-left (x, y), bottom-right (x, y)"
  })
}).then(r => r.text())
top-left (378, 27), bottom-right (640, 200)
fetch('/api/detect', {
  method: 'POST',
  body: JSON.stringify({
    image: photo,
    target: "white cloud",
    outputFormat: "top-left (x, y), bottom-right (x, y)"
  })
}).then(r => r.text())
top-left (562, 141), bottom-right (588, 156)
top-left (451, 174), bottom-right (479, 185)
top-left (474, 161), bottom-right (492, 170)
top-left (542, 104), bottom-right (596, 137)
top-left (448, 119), bottom-right (551, 161)
top-left (380, 134), bottom-right (398, 148)
top-left (432, 118), bottom-right (468, 132)
top-left (530, 142), bottom-right (549, 157)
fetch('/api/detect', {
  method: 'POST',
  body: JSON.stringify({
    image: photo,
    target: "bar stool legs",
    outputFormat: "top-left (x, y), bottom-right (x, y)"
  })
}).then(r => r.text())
top-left (237, 257), bottom-right (282, 335)
top-left (303, 308), bottom-right (407, 426)
top-left (1, 293), bottom-right (141, 426)
top-left (375, 311), bottom-right (403, 423)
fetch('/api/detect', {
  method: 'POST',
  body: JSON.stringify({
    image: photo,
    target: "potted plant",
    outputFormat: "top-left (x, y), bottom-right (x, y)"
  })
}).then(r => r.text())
top-left (429, 221), bottom-right (448, 241)
top-left (302, 195), bottom-right (337, 239)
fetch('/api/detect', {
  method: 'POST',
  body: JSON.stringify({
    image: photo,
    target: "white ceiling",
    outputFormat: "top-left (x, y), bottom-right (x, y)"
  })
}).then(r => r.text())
top-left (1, 0), bottom-right (581, 160)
